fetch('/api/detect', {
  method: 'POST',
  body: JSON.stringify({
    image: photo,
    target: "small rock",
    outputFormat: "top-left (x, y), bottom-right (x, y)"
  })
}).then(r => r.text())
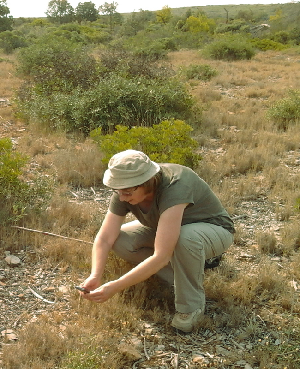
top-left (128, 337), bottom-right (143, 349)
top-left (192, 354), bottom-right (209, 364)
top-left (5, 255), bottom-right (21, 267)
top-left (1, 329), bottom-right (18, 341)
top-left (118, 342), bottom-right (142, 360)
top-left (43, 286), bottom-right (56, 292)
top-left (58, 286), bottom-right (69, 293)
top-left (237, 253), bottom-right (256, 261)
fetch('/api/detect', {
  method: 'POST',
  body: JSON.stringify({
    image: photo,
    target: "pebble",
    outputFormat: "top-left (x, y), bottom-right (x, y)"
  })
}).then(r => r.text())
top-left (5, 255), bottom-right (21, 267)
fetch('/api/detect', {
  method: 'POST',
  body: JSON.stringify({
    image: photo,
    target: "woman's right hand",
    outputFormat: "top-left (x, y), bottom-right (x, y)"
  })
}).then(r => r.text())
top-left (80, 275), bottom-right (101, 293)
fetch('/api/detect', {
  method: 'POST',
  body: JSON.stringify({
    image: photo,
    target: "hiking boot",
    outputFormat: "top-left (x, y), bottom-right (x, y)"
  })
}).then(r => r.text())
top-left (205, 254), bottom-right (223, 269)
top-left (171, 308), bottom-right (204, 333)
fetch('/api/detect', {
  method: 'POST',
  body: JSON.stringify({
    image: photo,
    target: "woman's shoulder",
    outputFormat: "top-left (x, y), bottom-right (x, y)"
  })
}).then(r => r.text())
top-left (160, 163), bottom-right (202, 183)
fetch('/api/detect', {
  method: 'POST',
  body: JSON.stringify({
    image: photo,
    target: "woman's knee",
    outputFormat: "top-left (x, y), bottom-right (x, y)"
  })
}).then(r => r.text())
top-left (112, 229), bottom-right (156, 264)
top-left (112, 231), bottom-right (134, 258)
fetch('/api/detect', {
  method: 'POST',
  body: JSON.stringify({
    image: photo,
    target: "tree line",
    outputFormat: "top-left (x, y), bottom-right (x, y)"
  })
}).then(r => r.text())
top-left (0, 0), bottom-right (119, 30)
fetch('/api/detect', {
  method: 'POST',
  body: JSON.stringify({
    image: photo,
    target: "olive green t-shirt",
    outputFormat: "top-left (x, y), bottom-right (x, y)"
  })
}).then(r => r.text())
top-left (108, 163), bottom-right (235, 233)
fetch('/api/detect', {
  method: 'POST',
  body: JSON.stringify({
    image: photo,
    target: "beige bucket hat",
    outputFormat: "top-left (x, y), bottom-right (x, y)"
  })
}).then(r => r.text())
top-left (103, 150), bottom-right (160, 189)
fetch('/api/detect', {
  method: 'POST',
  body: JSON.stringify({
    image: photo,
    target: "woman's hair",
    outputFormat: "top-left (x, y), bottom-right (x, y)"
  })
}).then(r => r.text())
top-left (140, 170), bottom-right (162, 194)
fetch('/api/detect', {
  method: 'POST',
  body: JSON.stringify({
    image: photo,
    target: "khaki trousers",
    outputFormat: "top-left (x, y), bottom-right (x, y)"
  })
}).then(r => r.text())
top-left (112, 220), bottom-right (233, 313)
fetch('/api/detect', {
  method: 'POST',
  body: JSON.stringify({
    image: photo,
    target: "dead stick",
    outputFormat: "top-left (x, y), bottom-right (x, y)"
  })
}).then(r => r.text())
top-left (28, 286), bottom-right (56, 304)
top-left (12, 226), bottom-right (93, 245)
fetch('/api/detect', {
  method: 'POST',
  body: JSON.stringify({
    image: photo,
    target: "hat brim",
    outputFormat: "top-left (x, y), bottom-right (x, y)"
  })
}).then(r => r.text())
top-left (103, 161), bottom-right (160, 189)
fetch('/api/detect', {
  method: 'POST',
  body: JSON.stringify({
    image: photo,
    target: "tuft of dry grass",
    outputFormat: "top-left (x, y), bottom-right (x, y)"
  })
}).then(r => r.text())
top-left (51, 139), bottom-right (105, 187)
top-left (18, 132), bottom-right (105, 187)
top-left (2, 296), bottom-right (144, 369)
top-left (0, 57), bottom-right (21, 98)
top-left (255, 231), bottom-right (278, 255)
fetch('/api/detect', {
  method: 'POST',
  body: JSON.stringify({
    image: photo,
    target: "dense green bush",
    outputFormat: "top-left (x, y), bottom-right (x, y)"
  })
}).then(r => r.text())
top-left (90, 119), bottom-right (201, 169)
top-left (131, 38), bottom-right (175, 61)
top-left (0, 30), bottom-right (27, 53)
top-left (17, 75), bottom-right (196, 134)
top-left (17, 36), bottom-right (100, 94)
top-left (99, 48), bottom-right (175, 80)
top-left (15, 32), bottom-right (198, 135)
top-left (289, 27), bottom-right (300, 45)
top-left (271, 31), bottom-right (290, 44)
top-left (267, 89), bottom-right (300, 130)
top-left (52, 23), bottom-right (111, 44)
top-left (215, 20), bottom-right (250, 34)
top-left (119, 9), bottom-right (156, 37)
top-left (203, 35), bottom-right (255, 61)
top-left (122, 24), bottom-right (180, 60)
top-left (251, 38), bottom-right (287, 51)
top-left (180, 64), bottom-right (218, 81)
top-left (0, 138), bottom-right (53, 225)
top-left (16, 89), bottom-right (76, 130)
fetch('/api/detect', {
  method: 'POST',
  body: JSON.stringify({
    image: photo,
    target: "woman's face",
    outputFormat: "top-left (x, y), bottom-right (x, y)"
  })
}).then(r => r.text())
top-left (113, 186), bottom-right (153, 204)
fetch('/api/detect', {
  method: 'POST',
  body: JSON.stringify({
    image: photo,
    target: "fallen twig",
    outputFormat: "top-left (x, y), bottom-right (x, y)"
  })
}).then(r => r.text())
top-left (171, 353), bottom-right (179, 368)
top-left (232, 214), bottom-right (248, 220)
top-left (144, 337), bottom-right (150, 360)
top-left (12, 226), bottom-right (93, 245)
top-left (28, 286), bottom-right (56, 304)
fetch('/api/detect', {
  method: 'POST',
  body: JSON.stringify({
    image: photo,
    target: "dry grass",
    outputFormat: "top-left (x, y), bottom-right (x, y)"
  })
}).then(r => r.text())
top-left (1, 46), bottom-right (300, 368)
top-left (0, 56), bottom-right (21, 98)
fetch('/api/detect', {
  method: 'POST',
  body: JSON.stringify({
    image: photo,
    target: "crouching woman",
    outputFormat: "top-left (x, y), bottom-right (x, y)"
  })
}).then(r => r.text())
top-left (79, 150), bottom-right (234, 333)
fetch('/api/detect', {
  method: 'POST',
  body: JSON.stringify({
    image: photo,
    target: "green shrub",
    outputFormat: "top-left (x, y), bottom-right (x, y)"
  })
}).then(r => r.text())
top-left (122, 24), bottom-right (178, 61)
top-left (29, 18), bottom-right (51, 27)
top-left (52, 23), bottom-right (111, 44)
top-left (99, 48), bottom-right (175, 80)
top-left (215, 20), bottom-right (250, 34)
top-left (0, 30), bottom-right (27, 54)
top-left (0, 138), bottom-right (53, 225)
top-left (271, 31), bottom-right (290, 44)
top-left (295, 197), bottom-right (300, 213)
top-left (180, 64), bottom-right (218, 81)
top-left (267, 89), bottom-right (300, 130)
top-left (289, 27), bottom-right (300, 45)
top-left (251, 38), bottom-right (287, 51)
top-left (132, 39), bottom-right (170, 61)
top-left (16, 89), bottom-right (77, 130)
top-left (90, 119), bottom-right (201, 169)
top-left (75, 76), bottom-right (195, 134)
top-left (17, 36), bottom-right (100, 94)
top-left (203, 35), bottom-right (255, 61)
top-left (17, 75), bottom-right (196, 134)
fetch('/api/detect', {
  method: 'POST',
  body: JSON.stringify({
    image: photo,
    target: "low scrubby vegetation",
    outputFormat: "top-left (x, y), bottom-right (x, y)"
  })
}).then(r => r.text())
top-left (0, 138), bottom-right (53, 225)
top-left (91, 119), bottom-right (201, 167)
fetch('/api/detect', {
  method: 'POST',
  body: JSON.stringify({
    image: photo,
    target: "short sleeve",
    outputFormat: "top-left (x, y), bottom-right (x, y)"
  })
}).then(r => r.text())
top-left (108, 193), bottom-right (130, 216)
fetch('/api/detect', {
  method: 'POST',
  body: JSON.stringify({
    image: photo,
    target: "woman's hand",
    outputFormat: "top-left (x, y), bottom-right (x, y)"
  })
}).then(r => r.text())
top-left (79, 275), bottom-right (101, 295)
top-left (81, 280), bottom-right (120, 303)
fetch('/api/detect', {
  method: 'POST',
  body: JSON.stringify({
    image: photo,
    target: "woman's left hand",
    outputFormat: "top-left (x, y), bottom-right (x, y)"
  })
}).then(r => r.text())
top-left (81, 280), bottom-right (120, 303)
